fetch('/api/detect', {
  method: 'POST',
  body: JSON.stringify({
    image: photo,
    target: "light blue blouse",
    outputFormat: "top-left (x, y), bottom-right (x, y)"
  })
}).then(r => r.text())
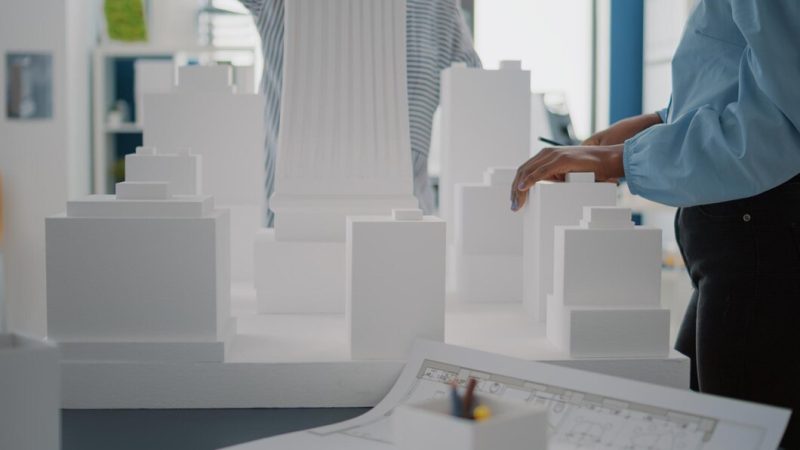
top-left (624, 0), bottom-right (800, 206)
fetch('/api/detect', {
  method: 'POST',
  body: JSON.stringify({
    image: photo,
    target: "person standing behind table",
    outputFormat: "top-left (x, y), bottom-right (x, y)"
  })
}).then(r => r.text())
top-left (509, 1), bottom-right (800, 447)
top-left (240, 0), bottom-right (481, 225)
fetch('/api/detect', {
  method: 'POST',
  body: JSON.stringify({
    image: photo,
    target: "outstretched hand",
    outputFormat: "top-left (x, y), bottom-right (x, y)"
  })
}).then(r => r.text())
top-left (510, 144), bottom-right (625, 211)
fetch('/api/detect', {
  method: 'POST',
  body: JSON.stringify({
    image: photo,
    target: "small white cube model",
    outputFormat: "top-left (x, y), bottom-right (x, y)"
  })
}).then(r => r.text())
top-left (453, 168), bottom-right (523, 302)
top-left (46, 170), bottom-right (232, 362)
top-left (144, 65), bottom-right (265, 284)
top-left (347, 209), bottom-right (445, 360)
top-left (124, 146), bottom-right (201, 195)
top-left (394, 396), bottom-right (548, 450)
top-left (0, 334), bottom-right (60, 450)
top-left (523, 172), bottom-right (617, 321)
top-left (439, 60), bottom-right (531, 242)
top-left (547, 207), bottom-right (670, 357)
top-left (256, 0), bottom-right (418, 313)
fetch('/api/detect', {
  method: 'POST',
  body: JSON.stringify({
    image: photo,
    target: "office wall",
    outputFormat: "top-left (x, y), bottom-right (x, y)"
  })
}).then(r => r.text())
top-left (0, 0), bottom-right (96, 336)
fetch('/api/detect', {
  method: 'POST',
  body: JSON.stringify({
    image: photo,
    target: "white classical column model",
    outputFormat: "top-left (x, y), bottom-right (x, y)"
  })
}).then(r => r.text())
top-left (256, 0), bottom-right (418, 313)
top-left (453, 168), bottom-right (523, 302)
top-left (547, 207), bottom-right (670, 357)
top-left (143, 65), bottom-right (265, 284)
top-left (523, 172), bottom-right (617, 321)
top-left (46, 149), bottom-right (233, 362)
top-left (0, 334), bottom-right (60, 450)
top-left (439, 60), bottom-right (531, 242)
top-left (347, 209), bottom-right (445, 360)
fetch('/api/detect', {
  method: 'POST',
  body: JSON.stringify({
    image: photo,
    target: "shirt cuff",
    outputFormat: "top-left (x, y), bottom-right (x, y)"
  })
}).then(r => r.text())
top-left (655, 107), bottom-right (669, 123)
top-left (622, 136), bottom-right (644, 197)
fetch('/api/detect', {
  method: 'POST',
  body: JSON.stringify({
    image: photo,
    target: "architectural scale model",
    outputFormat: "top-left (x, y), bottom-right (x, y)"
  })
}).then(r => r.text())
top-left (547, 206), bottom-right (670, 357)
top-left (439, 60), bottom-right (531, 242)
top-left (453, 167), bottom-right (523, 302)
top-left (346, 209), bottom-right (446, 360)
top-left (523, 172), bottom-right (617, 320)
top-left (46, 148), bottom-right (233, 362)
top-left (144, 65), bottom-right (265, 284)
top-left (256, 0), bottom-right (418, 313)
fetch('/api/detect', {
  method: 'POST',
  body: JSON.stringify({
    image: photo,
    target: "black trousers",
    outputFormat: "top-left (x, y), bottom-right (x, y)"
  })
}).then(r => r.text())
top-left (676, 178), bottom-right (800, 449)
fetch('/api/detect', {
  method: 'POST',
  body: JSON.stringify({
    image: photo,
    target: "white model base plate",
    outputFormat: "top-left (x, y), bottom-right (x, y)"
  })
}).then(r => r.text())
top-left (57, 318), bottom-right (237, 362)
top-left (59, 287), bottom-right (689, 409)
top-left (254, 229), bottom-right (345, 314)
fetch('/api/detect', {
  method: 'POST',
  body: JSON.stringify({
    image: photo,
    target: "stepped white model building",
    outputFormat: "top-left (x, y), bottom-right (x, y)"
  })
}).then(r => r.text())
top-left (439, 61), bottom-right (531, 242)
top-left (453, 168), bottom-right (523, 302)
top-left (144, 65), bottom-right (265, 284)
top-left (46, 149), bottom-right (233, 362)
top-left (523, 173), bottom-right (617, 320)
top-left (547, 207), bottom-right (670, 357)
top-left (256, 0), bottom-right (418, 313)
top-left (347, 209), bottom-right (446, 359)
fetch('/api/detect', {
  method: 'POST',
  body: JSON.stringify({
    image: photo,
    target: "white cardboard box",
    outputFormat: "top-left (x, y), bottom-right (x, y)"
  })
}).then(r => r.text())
top-left (346, 210), bottom-right (446, 360)
top-left (254, 228), bottom-right (346, 314)
top-left (439, 62), bottom-right (531, 242)
top-left (523, 174), bottom-right (617, 320)
top-left (394, 396), bottom-right (548, 450)
top-left (0, 334), bottom-right (60, 450)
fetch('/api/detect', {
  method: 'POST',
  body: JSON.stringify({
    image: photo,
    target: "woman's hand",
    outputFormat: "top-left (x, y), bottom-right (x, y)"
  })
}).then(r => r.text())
top-left (583, 112), bottom-right (662, 146)
top-left (510, 144), bottom-right (625, 211)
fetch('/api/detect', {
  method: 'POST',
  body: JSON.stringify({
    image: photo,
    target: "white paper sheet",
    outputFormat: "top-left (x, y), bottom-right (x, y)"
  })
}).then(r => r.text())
top-left (224, 340), bottom-right (790, 450)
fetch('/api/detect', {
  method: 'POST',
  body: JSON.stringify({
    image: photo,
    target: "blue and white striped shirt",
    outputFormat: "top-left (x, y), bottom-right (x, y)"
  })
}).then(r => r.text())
top-left (241, 0), bottom-right (481, 224)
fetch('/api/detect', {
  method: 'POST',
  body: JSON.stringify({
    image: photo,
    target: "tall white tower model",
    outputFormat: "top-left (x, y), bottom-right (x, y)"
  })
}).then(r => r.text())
top-left (256, 0), bottom-right (418, 313)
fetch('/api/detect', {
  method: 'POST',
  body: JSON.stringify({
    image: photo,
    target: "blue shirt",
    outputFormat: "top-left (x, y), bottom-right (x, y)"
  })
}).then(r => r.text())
top-left (623, 0), bottom-right (800, 207)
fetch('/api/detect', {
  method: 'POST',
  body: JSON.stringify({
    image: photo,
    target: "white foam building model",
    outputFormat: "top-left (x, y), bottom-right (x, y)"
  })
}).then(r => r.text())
top-left (46, 148), bottom-right (233, 362)
top-left (0, 334), bottom-right (60, 450)
top-left (523, 172), bottom-right (617, 321)
top-left (439, 61), bottom-right (531, 243)
top-left (255, 0), bottom-right (418, 314)
top-left (347, 209), bottom-right (446, 360)
top-left (453, 168), bottom-right (523, 302)
top-left (143, 65), bottom-right (265, 284)
top-left (547, 207), bottom-right (670, 358)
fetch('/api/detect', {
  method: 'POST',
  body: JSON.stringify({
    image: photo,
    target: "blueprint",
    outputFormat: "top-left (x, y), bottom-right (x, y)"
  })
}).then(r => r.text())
top-left (225, 340), bottom-right (790, 450)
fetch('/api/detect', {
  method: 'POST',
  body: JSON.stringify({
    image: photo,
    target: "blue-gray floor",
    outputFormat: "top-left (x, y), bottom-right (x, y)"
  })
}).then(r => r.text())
top-left (62, 408), bottom-right (368, 450)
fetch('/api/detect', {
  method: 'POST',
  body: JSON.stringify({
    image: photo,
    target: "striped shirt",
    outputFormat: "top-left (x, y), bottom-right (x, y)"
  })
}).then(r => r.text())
top-left (240, 0), bottom-right (481, 224)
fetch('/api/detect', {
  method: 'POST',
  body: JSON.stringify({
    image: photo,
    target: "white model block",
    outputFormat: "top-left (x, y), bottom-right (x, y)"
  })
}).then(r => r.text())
top-left (553, 208), bottom-right (661, 307)
top-left (269, 0), bottom-right (417, 242)
top-left (124, 146), bottom-right (202, 196)
top-left (66, 195), bottom-right (213, 218)
top-left (254, 229), bottom-right (346, 314)
top-left (455, 168), bottom-right (521, 255)
top-left (115, 181), bottom-right (171, 200)
top-left (394, 397), bottom-right (548, 450)
top-left (440, 62), bottom-right (531, 242)
top-left (143, 73), bottom-right (265, 207)
top-left (134, 59), bottom-right (174, 125)
top-left (523, 174), bottom-right (617, 320)
top-left (174, 65), bottom-right (235, 94)
top-left (347, 210), bottom-right (445, 360)
top-left (46, 201), bottom-right (231, 361)
top-left (453, 167), bottom-right (523, 303)
top-left (547, 296), bottom-right (670, 358)
top-left (0, 334), bottom-right (60, 450)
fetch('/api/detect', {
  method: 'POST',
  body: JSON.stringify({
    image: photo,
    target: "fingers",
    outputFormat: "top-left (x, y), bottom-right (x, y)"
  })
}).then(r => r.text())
top-left (511, 148), bottom-right (560, 211)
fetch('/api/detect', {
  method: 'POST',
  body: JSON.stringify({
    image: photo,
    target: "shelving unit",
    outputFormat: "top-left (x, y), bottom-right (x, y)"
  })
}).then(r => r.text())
top-left (91, 44), bottom-right (257, 193)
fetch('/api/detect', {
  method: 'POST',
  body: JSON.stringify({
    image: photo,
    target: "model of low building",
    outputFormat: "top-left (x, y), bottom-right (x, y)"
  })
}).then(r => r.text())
top-left (546, 206), bottom-right (670, 357)
top-left (439, 61), bottom-right (531, 243)
top-left (255, 0), bottom-right (418, 314)
top-left (453, 168), bottom-right (523, 302)
top-left (46, 149), bottom-right (232, 362)
top-left (523, 172), bottom-right (617, 321)
top-left (347, 209), bottom-right (446, 359)
top-left (143, 65), bottom-right (265, 285)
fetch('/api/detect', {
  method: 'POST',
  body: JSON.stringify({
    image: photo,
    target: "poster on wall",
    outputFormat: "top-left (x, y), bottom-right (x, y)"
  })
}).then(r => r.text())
top-left (5, 53), bottom-right (53, 120)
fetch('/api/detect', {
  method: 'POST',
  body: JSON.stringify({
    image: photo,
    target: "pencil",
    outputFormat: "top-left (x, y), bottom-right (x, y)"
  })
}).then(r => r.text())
top-left (538, 136), bottom-right (568, 147)
top-left (463, 378), bottom-right (477, 418)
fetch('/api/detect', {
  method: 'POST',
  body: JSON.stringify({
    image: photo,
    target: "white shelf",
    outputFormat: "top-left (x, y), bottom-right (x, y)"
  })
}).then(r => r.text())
top-left (60, 286), bottom-right (690, 409)
top-left (104, 123), bottom-right (143, 133)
